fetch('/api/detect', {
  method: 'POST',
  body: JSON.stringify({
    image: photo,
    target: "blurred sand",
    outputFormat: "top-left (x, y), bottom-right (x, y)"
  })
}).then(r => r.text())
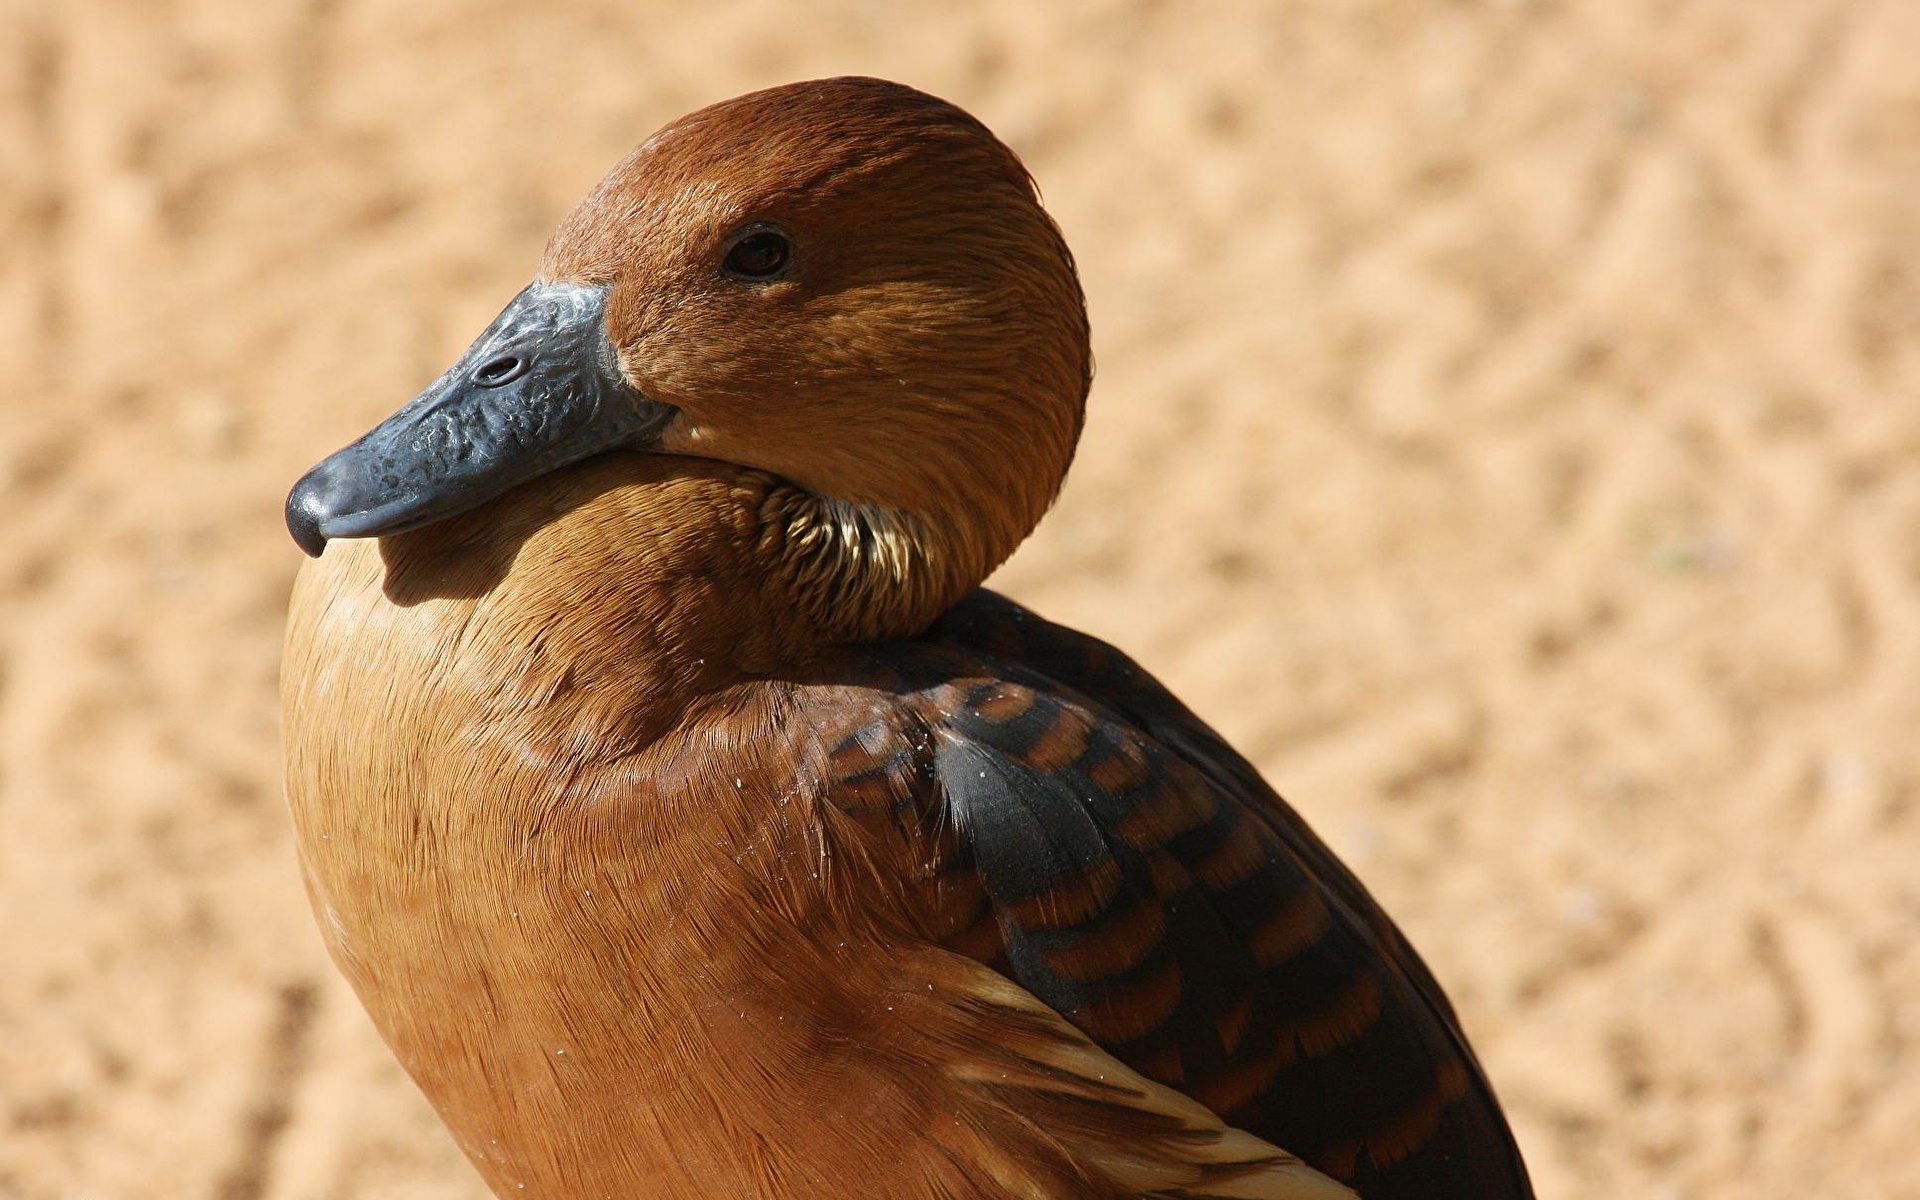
top-left (3, 1), bottom-right (1919, 1197)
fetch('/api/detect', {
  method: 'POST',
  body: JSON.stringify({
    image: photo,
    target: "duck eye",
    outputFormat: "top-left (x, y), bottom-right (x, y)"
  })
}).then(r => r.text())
top-left (721, 228), bottom-right (791, 282)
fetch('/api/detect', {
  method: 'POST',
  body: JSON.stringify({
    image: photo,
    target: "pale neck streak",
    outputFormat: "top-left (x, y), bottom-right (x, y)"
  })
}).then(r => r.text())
top-left (759, 484), bottom-right (994, 646)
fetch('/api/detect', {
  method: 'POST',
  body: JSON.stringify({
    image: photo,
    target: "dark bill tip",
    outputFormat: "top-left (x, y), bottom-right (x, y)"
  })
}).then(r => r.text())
top-left (286, 483), bottom-right (329, 558)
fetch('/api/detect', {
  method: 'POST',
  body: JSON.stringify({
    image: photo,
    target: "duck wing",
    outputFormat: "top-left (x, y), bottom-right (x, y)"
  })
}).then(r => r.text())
top-left (811, 589), bottom-right (1532, 1200)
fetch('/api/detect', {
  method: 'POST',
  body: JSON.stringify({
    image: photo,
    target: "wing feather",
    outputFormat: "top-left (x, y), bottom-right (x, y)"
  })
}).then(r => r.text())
top-left (809, 590), bottom-right (1532, 1200)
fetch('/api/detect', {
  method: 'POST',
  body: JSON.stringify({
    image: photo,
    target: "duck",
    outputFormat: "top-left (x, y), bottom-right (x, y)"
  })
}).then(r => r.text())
top-left (281, 77), bottom-right (1534, 1200)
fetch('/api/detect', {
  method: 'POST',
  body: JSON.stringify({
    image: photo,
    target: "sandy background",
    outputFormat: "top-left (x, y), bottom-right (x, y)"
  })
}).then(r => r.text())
top-left (3, 1), bottom-right (1918, 1197)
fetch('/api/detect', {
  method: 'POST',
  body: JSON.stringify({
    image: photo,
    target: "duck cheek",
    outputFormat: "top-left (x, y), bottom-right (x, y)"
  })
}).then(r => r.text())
top-left (285, 281), bottom-right (678, 557)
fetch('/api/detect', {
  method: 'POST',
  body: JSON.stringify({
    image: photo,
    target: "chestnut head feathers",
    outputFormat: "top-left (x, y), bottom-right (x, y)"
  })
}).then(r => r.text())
top-left (288, 76), bottom-right (1089, 636)
top-left (554, 79), bottom-right (1090, 540)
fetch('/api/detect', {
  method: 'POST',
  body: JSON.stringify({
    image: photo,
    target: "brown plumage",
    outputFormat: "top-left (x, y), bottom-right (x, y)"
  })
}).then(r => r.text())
top-left (281, 78), bottom-right (1532, 1200)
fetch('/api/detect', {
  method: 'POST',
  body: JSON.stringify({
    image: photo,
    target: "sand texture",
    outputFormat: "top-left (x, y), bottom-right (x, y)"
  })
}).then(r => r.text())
top-left (3, 1), bottom-right (1918, 1197)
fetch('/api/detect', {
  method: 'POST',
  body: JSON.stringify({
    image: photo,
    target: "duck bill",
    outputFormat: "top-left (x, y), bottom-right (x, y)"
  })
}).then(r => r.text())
top-left (284, 281), bottom-right (675, 557)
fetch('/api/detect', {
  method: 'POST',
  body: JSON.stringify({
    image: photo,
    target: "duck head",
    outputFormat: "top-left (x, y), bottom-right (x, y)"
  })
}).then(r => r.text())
top-left (287, 77), bottom-right (1090, 635)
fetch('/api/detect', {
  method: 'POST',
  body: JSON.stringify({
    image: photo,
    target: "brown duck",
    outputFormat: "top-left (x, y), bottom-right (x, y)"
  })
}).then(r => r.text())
top-left (282, 77), bottom-right (1533, 1200)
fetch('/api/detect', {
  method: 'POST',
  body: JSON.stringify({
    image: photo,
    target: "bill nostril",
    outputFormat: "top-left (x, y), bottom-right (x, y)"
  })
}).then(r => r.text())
top-left (473, 355), bottom-right (527, 387)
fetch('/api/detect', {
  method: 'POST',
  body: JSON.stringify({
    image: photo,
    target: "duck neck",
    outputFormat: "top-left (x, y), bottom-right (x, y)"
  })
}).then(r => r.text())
top-left (758, 483), bottom-right (999, 646)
